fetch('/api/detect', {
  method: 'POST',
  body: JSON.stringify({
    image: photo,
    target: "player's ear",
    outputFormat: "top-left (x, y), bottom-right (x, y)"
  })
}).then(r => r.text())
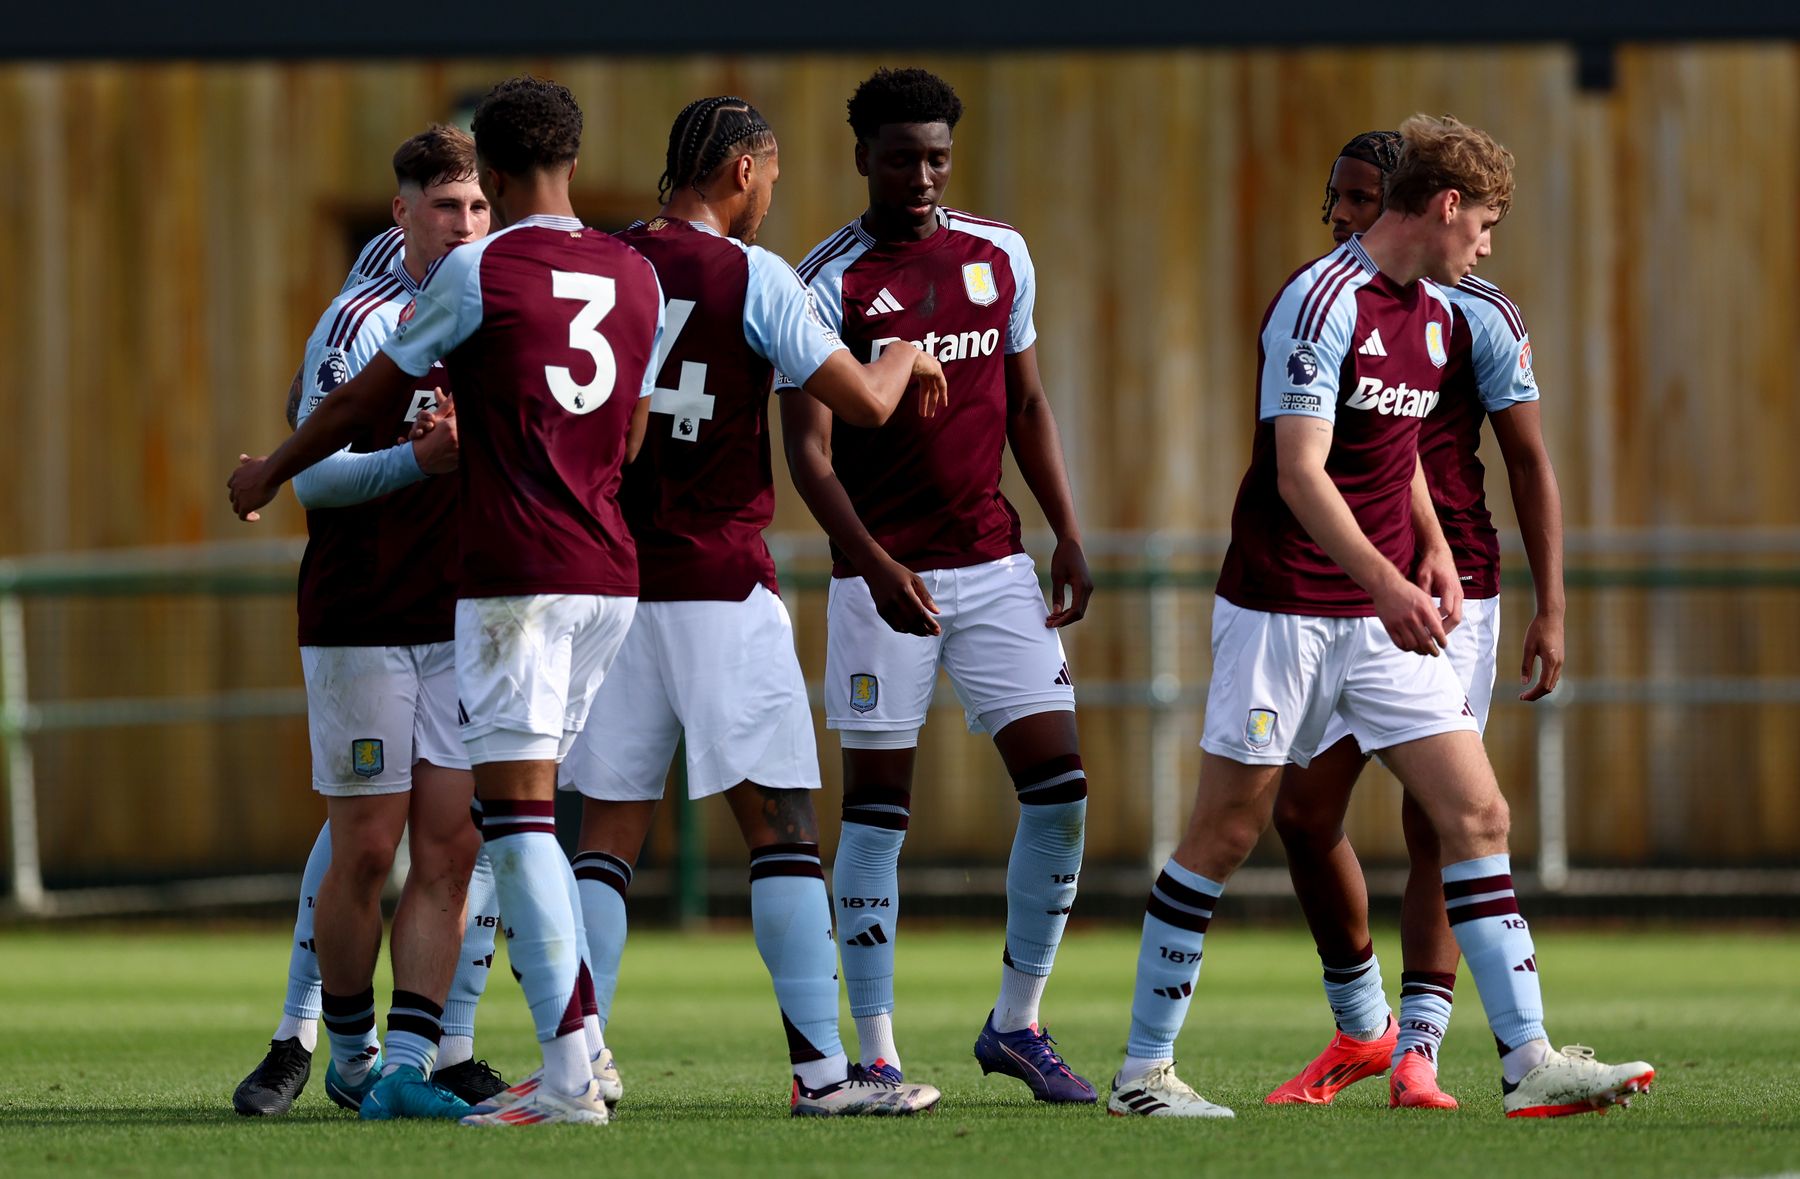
top-left (736, 153), bottom-right (755, 193)
top-left (1441, 188), bottom-right (1461, 223)
top-left (854, 139), bottom-right (870, 178)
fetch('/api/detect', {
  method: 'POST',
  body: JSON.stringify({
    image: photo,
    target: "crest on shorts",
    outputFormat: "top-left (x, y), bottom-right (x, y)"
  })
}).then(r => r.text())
top-left (962, 262), bottom-right (999, 307)
top-left (1245, 709), bottom-right (1277, 749)
top-left (1425, 320), bottom-right (1448, 368)
top-left (351, 738), bottom-right (384, 779)
top-left (849, 674), bottom-right (880, 713)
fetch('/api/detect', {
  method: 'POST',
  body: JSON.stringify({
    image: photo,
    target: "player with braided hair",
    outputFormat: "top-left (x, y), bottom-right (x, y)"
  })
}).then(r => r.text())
top-left (546, 94), bottom-right (945, 1117)
top-left (1264, 127), bottom-right (1569, 1112)
top-left (781, 67), bottom-right (1099, 1106)
top-left (232, 75), bottom-right (667, 1127)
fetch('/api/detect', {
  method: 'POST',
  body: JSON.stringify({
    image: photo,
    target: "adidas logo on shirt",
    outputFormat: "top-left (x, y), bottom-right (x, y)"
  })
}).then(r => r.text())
top-left (1357, 329), bottom-right (1387, 357)
top-left (864, 288), bottom-right (905, 316)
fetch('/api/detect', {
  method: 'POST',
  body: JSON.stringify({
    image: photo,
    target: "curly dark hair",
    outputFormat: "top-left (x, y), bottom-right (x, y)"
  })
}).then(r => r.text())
top-left (470, 76), bottom-right (583, 176)
top-left (658, 97), bottom-right (776, 203)
top-left (1321, 129), bottom-right (1402, 223)
top-left (845, 67), bottom-right (963, 143)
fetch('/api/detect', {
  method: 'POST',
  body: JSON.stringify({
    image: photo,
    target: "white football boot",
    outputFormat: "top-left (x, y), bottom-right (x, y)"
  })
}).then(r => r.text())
top-left (463, 1050), bottom-right (622, 1118)
top-left (460, 1077), bottom-right (610, 1126)
top-left (1502, 1045), bottom-right (1655, 1118)
top-left (790, 1071), bottom-right (941, 1116)
top-left (1108, 1062), bottom-right (1236, 1118)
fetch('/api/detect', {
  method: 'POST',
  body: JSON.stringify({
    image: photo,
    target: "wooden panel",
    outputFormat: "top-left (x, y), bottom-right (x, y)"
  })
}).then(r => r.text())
top-left (1, 44), bottom-right (1796, 877)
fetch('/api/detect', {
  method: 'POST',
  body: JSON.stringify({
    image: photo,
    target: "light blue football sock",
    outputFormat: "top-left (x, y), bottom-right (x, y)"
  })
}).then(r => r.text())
top-left (573, 851), bottom-right (632, 1029)
top-left (439, 846), bottom-right (497, 1065)
top-left (276, 822), bottom-right (330, 1046)
top-left (480, 803), bottom-right (583, 1047)
top-left (1321, 942), bottom-right (1392, 1039)
top-left (1126, 861), bottom-right (1223, 1061)
top-left (750, 842), bottom-right (847, 1087)
top-left (1443, 854), bottom-right (1547, 1059)
top-left (834, 814), bottom-right (906, 1020)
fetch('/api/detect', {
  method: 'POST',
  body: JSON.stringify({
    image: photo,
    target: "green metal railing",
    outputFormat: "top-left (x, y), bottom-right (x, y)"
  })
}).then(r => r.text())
top-left (4, 535), bottom-right (1799, 916)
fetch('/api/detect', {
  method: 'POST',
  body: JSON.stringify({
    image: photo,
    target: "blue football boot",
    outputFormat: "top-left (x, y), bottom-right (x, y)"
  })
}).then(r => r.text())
top-left (973, 1010), bottom-right (1097, 1103)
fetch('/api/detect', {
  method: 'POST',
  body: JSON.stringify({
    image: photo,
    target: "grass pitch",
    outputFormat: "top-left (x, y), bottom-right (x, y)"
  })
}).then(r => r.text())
top-left (2, 922), bottom-right (1797, 1178)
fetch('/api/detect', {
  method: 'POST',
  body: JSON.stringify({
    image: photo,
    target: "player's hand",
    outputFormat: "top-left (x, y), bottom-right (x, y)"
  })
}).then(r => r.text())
top-left (408, 389), bottom-right (453, 441)
top-left (227, 453), bottom-right (276, 522)
top-left (1518, 610), bottom-right (1565, 701)
top-left (1045, 536), bottom-right (1093, 627)
top-left (412, 399), bottom-right (460, 476)
top-left (866, 558), bottom-right (941, 637)
top-left (1373, 572), bottom-right (1448, 657)
top-left (1411, 542), bottom-right (1464, 633)
top-left (909, 350), bottom-right (949, 418)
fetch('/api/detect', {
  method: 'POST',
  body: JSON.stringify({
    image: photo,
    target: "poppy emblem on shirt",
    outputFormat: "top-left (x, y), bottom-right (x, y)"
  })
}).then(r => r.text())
top-left (962, 262), bottom-right (999, 307)
top-left (351, 739), bottom-right (384, 779)
top-left (397, 300), bottom-right (418, 328)
top-left (849, 674), bottom-right (880, 713)
top-left (1425, 320), bottom-right (1448, 368)
top-left (1245, 709), bottom-right (1277, 749)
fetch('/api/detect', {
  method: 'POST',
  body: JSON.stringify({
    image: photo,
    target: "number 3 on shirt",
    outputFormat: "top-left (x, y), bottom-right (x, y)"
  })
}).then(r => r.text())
top-left (546, 271), bottom-right (616, 414)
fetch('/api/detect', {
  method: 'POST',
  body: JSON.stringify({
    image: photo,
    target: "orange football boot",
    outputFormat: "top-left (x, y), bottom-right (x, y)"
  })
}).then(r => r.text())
top-left (1389, 1049), bottom-right (1459, 1109)
top-left (1266, 1016), bottom-right (1398, 1105)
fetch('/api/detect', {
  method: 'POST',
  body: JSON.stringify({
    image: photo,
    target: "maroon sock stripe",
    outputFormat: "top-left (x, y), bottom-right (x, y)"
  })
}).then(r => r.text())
top-left (1014, 754), bottom-right (1089, 805)
top-left (1400, 970), bottom-right (1458, 998)
top-left (387, 989), bottom-right (444, 1043)
top-left (572, 851), bottom-right (633, 897)
top-left (843, 786), bottom-right (911, 831)
top-left (1321, 941), bottom-right (1377, 983)
top-left (1446, 896), bottom-right (1522, 924)
top-left (1012, 753), bottom-right (1084, 786)
top-left (480, 799), bottom-right (557, 840)
top-left (1152, 869), bottom-right (1220, 913)
top-left (781, 1010), bottom-right (827, 1065)
top-left (749, 842), bottom-right (825, 882)
top-left (577, 962), bottom-right (598, 1020)
top-left (1146, 871), bottom-right (1217, 935)
top-left (1442, 873), bottom-right (1513, 901)
top-left (321, 988), bottom-right (376, 1035)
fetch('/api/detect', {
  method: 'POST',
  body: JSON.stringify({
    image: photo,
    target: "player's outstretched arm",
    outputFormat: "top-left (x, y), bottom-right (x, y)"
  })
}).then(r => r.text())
top-left (1003, 346), bottom-right (1092, 627)
top-left (1491, 401), bottom-right (1565, 699)
top-left (778, 389), bottom-right (940, 636)
top-left (1273, 415), bottom-right (1445, 656)
top-left (800, 343), bottom-right (947, 428)
top-left (1409, 455), bottom-right (1464, 632)
top-left (228, 353), bottom-right (417, 521)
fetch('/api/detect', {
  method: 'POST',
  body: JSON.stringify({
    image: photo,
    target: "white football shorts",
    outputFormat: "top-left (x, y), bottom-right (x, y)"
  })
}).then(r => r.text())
top-left (560, 585), bottom-right (821, 801)
top-left (1200, 596), bottom-right (1478, 768)
top-left (1308, 593), bottom-right (1501, 758)
top-left (824, 554), bottom-right (1075, 746)
top-left (301, 641), bottom-right (468, 796)
top-left (455, 594), bottom-right (637, 765)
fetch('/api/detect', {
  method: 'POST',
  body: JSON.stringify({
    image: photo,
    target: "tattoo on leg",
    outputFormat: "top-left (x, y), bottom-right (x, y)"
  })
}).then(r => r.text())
top-left (756, 785), bottom-right (819, 844)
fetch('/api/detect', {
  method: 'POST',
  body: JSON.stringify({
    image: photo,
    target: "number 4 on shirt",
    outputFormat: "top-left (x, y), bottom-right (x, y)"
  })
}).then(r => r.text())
top-left (646, 298), bottom-right (715, 442)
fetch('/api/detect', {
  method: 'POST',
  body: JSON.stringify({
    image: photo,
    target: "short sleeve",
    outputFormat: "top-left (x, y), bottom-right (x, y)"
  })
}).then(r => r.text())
top-left (1463, 305), bottom-right (1539, 413)
top-left (1258, 280), bottom-right (1357, 424)
top-left (383, 242), bottom-right (485, 377)
top-left (1003, 239), bottom-right (1038, 355)
top-left (773, 265), bottom-right (847, 392)
top-left (744, 246), bottom-right (847, 390)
